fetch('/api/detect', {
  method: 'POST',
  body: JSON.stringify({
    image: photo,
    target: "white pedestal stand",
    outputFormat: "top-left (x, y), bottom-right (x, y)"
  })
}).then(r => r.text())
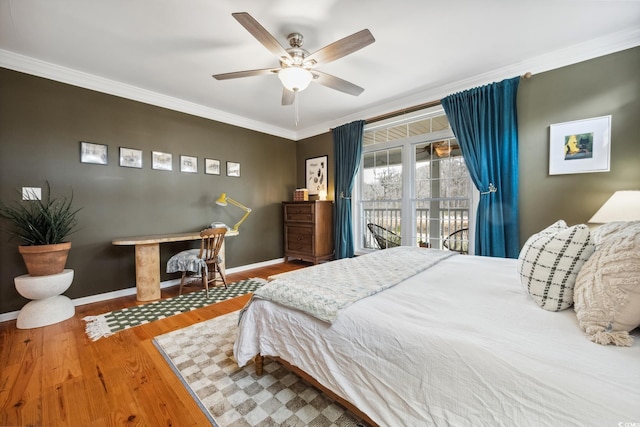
top-left (14, 269), bottom-right (75, 329)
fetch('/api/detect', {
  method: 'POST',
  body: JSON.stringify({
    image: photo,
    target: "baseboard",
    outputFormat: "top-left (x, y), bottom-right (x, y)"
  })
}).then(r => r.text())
top-left (0, 258), bottom-right (284, 323)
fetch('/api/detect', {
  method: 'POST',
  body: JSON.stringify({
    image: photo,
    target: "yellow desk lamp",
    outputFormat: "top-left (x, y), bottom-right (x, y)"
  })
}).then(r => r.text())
top-left (215, 193), bottom-right (252, 231)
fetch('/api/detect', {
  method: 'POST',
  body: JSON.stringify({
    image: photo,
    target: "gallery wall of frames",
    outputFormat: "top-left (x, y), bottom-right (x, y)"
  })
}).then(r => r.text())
top-left (79, 141), bottom-right (241, 177)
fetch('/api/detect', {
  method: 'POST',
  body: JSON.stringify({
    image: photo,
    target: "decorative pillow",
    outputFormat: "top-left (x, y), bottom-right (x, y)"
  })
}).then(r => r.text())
top-left (574, 222), bottom-right (640, 346)
top-left (591, 220), bottom-right (640, 246)
top-left (517, 220), bottom-right (595, 311)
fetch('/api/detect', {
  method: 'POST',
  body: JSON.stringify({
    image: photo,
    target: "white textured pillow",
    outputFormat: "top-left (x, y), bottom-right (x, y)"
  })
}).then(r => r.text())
top-left (574, 222), bottom-right (640, 346)
top-left (518, 220), bottom-right (595, 311)
top-left (592, 220), bottom-right (640, 246)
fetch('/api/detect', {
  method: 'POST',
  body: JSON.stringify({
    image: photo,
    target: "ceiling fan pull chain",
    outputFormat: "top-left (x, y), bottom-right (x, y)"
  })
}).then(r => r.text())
top-left (294, 89), bottom-right (300, 126)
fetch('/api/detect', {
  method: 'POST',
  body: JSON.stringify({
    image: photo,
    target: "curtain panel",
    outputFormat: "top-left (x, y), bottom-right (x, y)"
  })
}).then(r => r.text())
top-left (332, 120), bottom-right (365, 259)
top-left (441, 77), bottom-right (520, 258)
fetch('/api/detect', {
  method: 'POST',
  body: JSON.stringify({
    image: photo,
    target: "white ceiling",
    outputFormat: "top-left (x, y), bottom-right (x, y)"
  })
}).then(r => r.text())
top-left (1, 0), bottom-right (639, 141)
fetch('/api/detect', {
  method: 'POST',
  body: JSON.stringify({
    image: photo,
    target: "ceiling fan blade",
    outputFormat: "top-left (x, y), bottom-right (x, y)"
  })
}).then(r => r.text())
top-left (305, 29), bottom-right (375, 66)
top-left (212, 68), bottom-right (278, 80)
top-left (232, 12), bottom-right (292, 61)
top-left (312, 71), bottom-right (364, 96)
top-left (282, 89), bottom-right (295, 105)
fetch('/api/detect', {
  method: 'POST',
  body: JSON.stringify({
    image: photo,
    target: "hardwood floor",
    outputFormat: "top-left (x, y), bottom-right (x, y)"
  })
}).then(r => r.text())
top-left (0, 260), bottom-right (309, 426)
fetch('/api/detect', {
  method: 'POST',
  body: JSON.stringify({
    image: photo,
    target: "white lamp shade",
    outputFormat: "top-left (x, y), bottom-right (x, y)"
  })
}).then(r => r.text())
top-left (278, 67), bottom-right (313, 92)
top-left (589, 190), bottom-right (640, 223)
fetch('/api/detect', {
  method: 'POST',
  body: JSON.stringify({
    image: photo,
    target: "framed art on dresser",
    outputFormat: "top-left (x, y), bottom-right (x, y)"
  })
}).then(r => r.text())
top-left (305, 155), bottom-right (327, 196)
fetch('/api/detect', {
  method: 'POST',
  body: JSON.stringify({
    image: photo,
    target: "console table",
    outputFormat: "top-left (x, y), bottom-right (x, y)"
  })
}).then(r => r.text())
top-left (112, 230), bottom-right (238, 301)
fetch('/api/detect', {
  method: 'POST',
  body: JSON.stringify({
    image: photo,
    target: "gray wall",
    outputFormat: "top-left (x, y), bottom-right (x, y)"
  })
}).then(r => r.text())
top-left (2, 46), bottom-right (638, 314)
top-left (518, 47), bottom-right (640, 240)
top-left (0, 68), bottom-right (297, 314)
top-left (296, 132), bottom-right (335, 200)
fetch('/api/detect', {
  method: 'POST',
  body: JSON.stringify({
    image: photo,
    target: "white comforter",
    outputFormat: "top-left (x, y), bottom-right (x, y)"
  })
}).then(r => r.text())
top-left (234, 254), bottom-right (640, 426)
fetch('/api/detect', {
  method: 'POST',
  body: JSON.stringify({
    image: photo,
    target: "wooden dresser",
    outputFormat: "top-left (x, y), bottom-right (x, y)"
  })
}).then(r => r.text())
top-left (282, 201), bottom-right (334, 264)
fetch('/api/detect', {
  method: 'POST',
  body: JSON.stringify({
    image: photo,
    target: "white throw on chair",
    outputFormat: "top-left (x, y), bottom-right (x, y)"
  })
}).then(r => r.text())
top-left (166, 228), bottom-right (227, 297)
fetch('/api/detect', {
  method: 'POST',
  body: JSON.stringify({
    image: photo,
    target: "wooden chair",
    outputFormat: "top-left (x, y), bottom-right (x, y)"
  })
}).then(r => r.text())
top-left (367, 223), bottom-right (401, 249)
top-left (443, 228), bottom-right (469, 254)
top-left (166, 228), bottom-right (227, 297)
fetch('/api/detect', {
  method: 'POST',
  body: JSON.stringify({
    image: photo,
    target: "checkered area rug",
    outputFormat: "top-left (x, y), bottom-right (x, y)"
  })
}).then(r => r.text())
top-left (83, 278), bottom-right (267, 341)
top-left (153, 311), bottom-right (370, 427)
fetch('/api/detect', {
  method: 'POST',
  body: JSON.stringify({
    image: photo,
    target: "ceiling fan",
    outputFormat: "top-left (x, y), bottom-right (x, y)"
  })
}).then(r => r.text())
top-left (212, 12), bottom-right (375, 106)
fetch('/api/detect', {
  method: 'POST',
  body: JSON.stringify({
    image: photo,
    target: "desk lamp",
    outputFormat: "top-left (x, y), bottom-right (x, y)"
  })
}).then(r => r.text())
top-left (589, 190), bottom-right (640, 223)
top-left (215, 193), bottom-right (252, 231)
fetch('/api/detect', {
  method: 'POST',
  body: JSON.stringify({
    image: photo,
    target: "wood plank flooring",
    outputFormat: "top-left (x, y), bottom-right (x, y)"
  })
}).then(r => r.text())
top-left (0, 260), bottom-right (309, 426)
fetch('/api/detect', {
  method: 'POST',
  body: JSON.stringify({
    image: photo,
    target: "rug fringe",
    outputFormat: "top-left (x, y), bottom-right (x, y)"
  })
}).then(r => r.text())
top-left (83, 315), bottom-right (115, 341)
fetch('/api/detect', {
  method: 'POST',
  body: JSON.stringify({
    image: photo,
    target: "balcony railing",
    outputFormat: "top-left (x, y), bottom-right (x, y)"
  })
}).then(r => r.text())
top-left (363, 207), bottom-right (469, 250)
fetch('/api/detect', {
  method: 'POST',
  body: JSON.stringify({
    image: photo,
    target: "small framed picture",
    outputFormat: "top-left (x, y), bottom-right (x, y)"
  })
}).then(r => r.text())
top-left (549, 115), bottom-right (611, 175)
top-left (80, 141), bottom-right (108, 165)
top-left (180, 155), bottom-right (198, 173)
top-left (119, 147), bottom-right (142, 168)
top-left (205, 158), bottom-right (221, 175)
top-left (226, 161), bottom-right (240, 177)
top-left (152, 151), bottom-right (172, 171)
top-left (306, 155), bottom-right (328, 195)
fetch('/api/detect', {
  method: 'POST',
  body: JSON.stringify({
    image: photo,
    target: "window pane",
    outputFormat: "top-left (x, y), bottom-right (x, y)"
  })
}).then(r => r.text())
top-left (360, 106), bottom-right (472, 253)
top-left (362, 148), bottom-right (403, 201)
top-left (362, 201), bottom-right (402, 249)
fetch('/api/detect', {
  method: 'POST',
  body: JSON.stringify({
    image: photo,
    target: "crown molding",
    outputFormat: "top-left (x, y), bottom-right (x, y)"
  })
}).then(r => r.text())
top-left (295, 28), bottom-right (640, 140)
top-left (0, 49), bottom-right (297, 140)
top-left (2, 26), bottom-right (638, 142)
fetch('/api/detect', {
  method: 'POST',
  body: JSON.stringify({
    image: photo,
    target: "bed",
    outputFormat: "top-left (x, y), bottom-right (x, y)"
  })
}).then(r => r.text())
top-left (234, 231), bottom-right (640, 426)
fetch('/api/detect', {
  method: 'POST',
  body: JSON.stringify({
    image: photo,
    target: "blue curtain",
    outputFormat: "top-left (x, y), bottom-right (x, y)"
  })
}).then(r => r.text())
top-left (441, 77), bottom-right (520, 258)
top-left (332, 120), bottom-right (365, 259)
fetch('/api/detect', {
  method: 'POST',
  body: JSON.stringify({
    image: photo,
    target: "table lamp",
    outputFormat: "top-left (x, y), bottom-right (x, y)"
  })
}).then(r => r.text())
top-left (589, 190), bottom-right (640, 223)
top-left (215, 192), bottom-right (252, 231)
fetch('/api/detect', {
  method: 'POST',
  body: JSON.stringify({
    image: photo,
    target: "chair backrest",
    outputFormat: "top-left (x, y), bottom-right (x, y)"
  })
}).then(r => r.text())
top-left (198, 228), bottom-right (227, 263)
top-left (443, 228), bottom-right (469, 254)
top-left (367, 223), bottom-right (401, 249)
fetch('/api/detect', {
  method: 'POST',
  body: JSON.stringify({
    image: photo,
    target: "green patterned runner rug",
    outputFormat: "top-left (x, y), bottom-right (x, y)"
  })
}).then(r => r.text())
top-left (83, 278), bottom-right (267, 341)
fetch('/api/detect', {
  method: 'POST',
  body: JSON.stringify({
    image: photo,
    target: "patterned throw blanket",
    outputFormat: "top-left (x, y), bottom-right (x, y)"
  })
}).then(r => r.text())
top-left (253, 247), bottom-right (456, 323)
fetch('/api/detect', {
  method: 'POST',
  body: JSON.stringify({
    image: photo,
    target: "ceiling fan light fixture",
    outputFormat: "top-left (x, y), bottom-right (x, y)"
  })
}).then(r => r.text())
top-left (278, 67), bottom-right (313, 92)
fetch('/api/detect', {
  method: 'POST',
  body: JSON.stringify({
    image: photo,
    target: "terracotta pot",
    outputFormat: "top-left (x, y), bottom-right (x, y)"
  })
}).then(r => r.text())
top-left (18, 242), bottom-right (72, 276)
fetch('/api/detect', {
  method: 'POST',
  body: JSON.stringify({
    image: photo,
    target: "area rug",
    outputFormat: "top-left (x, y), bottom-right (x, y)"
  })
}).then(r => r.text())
top-left (83, 278), bottom-right (267, 341)
top-left (153, 311), bottom-right (370, 427)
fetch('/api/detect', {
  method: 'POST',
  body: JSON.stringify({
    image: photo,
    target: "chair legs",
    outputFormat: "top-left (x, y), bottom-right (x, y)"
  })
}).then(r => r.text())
top-left (178, 263), bottom-right (228, 298)
top-left (178, 271), bottom-right (188, 295)
top-left (202, 263), bottom-right (228, 298)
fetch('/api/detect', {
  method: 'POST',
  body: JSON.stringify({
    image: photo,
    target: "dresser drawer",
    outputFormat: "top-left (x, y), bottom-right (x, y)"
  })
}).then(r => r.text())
top-left (285, 225), bottom-right (313, 253)
top-left (284, 203), bottom-right (315, 222)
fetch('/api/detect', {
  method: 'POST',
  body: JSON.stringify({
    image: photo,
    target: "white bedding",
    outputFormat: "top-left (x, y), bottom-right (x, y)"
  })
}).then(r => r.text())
top-left (234, 254), bottom-right (640, 426)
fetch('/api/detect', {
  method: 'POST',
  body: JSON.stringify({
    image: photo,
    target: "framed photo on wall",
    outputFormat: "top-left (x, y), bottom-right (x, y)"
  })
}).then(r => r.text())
top-left (80, 141), bottom-right (108, 165)
top-left (305, 155), bottom-right (327, 195)
top-left (205, 158), bottom-right (221, 175)
top-left (227, 161), bottom-right (240, 177)
top-left (152, 151), bottom-right (172, 171)
top-left (119, 147), bottom-right (142, 168)
top-left (180, 155), bottom-right (198, 173)
top-left (549, 115), bottom-right (611, 175)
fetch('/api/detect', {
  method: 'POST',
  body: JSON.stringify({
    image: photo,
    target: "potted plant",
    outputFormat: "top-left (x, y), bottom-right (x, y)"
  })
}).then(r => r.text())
top-left (0, 182), bottom-right (80, 276)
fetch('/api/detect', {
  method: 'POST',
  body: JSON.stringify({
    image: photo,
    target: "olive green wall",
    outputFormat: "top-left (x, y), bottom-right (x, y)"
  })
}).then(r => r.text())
top-left (295, 47), bottom-right (640, 248)
top-left (0, 68), bottom-right (297, 314)
top-left (296, 132), bottom-right (335, 201)
top-left (518, 46), bottom-right (640, 240)
top-left (2, 47), bottom-right (638, 314)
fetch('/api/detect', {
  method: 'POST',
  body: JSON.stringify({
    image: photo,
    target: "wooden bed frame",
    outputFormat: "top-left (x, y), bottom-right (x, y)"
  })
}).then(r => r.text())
top-left (254, 354), bottom-right (378, 426)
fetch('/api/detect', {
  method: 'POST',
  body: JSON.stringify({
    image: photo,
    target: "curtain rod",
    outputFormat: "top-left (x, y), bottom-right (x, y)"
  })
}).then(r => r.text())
top-left (340, 72), bottom-right (533, 127)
